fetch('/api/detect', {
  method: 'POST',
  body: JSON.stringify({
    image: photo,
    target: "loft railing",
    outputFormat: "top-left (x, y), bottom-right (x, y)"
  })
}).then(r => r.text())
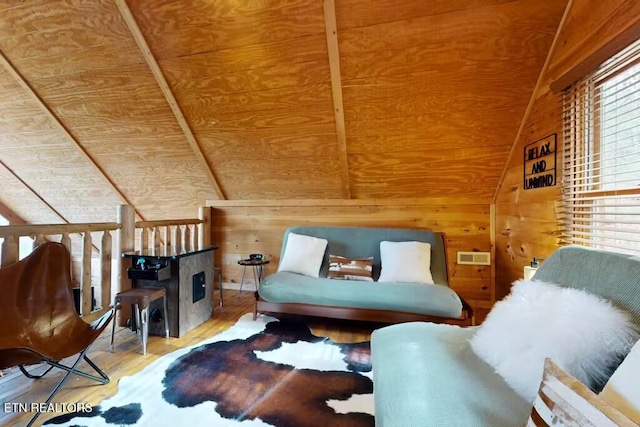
top-left (0, 205), bottom-right (212, 320)
top-left (135, 218), bottom-right (203, 254)
top-left (0, 222), bottom-right (119, 318)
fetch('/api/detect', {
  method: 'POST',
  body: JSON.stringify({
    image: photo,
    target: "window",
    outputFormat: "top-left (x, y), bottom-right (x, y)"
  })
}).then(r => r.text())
top-left (562, 39), bottom-right (640, 254)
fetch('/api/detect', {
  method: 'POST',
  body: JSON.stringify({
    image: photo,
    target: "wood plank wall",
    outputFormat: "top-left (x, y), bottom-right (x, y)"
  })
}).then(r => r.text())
top-left (494, 91), bottom-right (562, 299)
top-left (208, 198), bottom-right (494, 311)
top-left (494, 0), bottom-right (640, 299)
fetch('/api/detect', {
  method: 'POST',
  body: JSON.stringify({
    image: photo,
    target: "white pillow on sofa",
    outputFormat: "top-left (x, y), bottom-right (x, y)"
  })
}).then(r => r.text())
top-left (378, 241), bottom-right (434, 284)
top-left (470, 279), bottom-right (638, 403)
top-left (277, 232), bottom-right (328, 278)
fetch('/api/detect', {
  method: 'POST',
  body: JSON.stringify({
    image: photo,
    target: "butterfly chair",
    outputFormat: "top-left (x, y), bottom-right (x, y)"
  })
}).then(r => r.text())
top-left (0, 242), bottom-right (113, 426)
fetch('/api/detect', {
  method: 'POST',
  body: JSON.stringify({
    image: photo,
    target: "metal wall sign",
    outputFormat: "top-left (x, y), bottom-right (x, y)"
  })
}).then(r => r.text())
top-left (524, 133), bottom-right (557, 190)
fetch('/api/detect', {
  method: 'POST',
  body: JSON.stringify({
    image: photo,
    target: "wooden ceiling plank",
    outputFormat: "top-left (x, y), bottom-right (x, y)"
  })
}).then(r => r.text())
top-left (323, 0), bottom-right (351, 199)
top-left (335, 0), bottom-right (514, 30)
top-left (492, 0), bottom-right (572, 203)
top-left (116, 0), bottom-right (226, 200)
top-left (0, 48), bottom-right (146, 221)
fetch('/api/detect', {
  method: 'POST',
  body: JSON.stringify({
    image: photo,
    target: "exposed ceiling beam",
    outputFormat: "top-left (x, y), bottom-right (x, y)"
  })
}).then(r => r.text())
top-left (0, 160), bottom-right (68, 224)
top-left (323, 0), bottom-right (351, 199)
top-left (116, 0), bottom-right (227, 200)
top-left (0, 49), bottom-right (146, 222)
top-left (492, 0), bottom-right (573, 203)
top-left (0, 199), bottom-right (26, 225)
top-left (0, 160), bottom-right (102, 252)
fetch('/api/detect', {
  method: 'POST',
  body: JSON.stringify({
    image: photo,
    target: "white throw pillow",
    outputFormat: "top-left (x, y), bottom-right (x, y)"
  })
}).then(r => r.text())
top-left (277, 233), bottom-right (328, 278)
top-left (600, 339), bottom-right (640, 423)
top-left (378, 241), bottom-right (434, 284)
top-left (470, 279), bottom-right (638, 403)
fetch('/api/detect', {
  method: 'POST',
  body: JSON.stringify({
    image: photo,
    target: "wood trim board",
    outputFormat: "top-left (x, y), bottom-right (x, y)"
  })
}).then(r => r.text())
top-left (549, 11), bottom-right (640, 93)
top-left (322, 0), bottom-right (351, 199)
top-left (206, 197), bottom-right (492, 207)
top-left (255, 293), bottom-right (474, 326)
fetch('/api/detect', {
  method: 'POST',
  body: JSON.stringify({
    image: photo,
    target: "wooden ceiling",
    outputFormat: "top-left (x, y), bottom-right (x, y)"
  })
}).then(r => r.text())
top-left (0, 0), bottom-right (567, 223)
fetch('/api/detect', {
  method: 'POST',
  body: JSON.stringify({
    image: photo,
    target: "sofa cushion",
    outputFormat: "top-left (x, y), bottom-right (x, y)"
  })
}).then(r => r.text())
top-left (371, 322), bottom-right (531, 427)
top-left (280, 226), bottom-right (449, 285)
top-left (378, 241), bottom-right (434, 284)
top-left (259, 272), bottom-right (463, 319)
top-left (470, 279), bottom-right (639, 403)
top-left (327, 255), bottom-right (373, 281)
top-left (277, 232), bottom-right (328, 278)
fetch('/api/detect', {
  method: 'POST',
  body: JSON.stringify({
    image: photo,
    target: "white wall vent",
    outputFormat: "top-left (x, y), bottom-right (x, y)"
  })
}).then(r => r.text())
top-left (456, 251), bottom-right (491, 265)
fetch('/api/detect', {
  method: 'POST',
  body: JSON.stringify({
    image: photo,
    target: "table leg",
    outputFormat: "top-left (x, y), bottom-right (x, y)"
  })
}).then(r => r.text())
top-left (218, 269), bottom-right (224, 307)
top-left (163, 295), bottom-right (169, 338)
top-left (252, 265), bottom-right (259, 291)
top-left (238, 265), bottom-right (247, 297)
top-left (134, 304), bottom-right (141, 336)
top-left (141, 306), bottom-right (149, 356)
top-left (109, 304), bottom-right (118, 352)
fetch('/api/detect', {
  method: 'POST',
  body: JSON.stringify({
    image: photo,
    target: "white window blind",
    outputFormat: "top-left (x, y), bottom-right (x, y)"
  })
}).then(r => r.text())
top-left (562, 38), bottom-right (640, 254)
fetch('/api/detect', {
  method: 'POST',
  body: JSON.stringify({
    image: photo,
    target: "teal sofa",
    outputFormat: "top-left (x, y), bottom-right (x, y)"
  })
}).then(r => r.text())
top-left (254, 226), bottom-right (473, 326)
top-left (371, 245), bottom-right (640, 427)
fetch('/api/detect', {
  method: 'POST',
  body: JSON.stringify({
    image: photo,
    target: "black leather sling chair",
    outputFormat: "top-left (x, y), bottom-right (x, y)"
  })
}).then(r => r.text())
top-left (0, 242), bottom-right (113, 426)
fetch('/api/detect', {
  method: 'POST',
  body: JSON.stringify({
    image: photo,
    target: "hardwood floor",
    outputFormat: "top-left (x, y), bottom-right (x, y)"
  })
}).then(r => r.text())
top-left (0, 291), bottom-right (379, 426)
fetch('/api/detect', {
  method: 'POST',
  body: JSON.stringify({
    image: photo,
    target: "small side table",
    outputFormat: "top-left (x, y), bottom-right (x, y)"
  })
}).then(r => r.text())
top-left (237, 258), bottom-right (270, 296)
top-left (110, 287), bottom-right (169, 355)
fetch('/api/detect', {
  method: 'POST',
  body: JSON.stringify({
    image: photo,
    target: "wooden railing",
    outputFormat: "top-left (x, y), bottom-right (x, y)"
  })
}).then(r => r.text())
top-left (0, 222), bottom-right (119, 317)
top-left (135, 218), bottom-right (203, 254)
top-left (0, 205), bottom-right (212, 319)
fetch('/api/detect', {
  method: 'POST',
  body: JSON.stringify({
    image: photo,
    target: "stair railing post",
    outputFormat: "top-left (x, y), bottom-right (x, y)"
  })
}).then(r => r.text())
top-left (198, 206), bottom-right (212, 250)
top-left (116, 204), bottom-right (135, 327)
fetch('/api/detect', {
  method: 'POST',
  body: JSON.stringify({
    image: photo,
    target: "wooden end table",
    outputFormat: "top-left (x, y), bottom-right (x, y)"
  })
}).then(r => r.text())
top-left (237, 258), bottom-right (270, 296)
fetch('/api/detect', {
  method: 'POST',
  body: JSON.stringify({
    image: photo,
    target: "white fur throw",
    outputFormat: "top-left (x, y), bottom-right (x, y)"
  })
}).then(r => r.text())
top-left (470, 279), bottom-right (639, 403)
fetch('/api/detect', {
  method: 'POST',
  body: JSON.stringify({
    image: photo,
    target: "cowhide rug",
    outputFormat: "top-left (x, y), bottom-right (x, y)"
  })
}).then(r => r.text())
top-left (45, 313), bottom-right (374, 426)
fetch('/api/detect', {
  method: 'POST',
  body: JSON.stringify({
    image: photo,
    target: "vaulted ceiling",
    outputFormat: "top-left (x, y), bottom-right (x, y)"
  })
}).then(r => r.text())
top-left (0, 0), bottom-right (567, 224)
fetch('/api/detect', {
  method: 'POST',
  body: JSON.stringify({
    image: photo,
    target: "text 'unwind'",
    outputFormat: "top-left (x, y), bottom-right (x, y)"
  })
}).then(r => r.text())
top-left (523, 134), bottom-right (557, 190)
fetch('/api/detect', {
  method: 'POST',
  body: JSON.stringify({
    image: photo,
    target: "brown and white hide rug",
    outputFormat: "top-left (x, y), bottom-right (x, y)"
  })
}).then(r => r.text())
top-left (45, 313), bottom-right (374, 426)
